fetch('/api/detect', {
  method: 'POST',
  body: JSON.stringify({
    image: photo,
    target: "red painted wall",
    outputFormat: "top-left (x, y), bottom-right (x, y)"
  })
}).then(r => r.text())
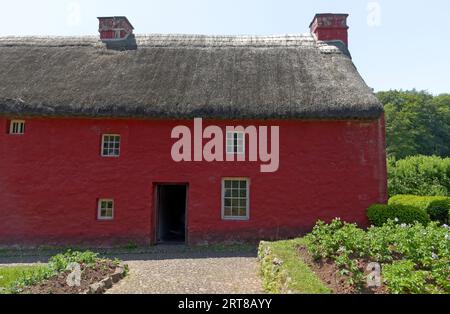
top-left (0, 117), bottom-right (387, 246)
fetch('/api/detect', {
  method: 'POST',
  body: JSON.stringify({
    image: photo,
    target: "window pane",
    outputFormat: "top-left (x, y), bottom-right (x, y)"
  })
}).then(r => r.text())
top-left (102, 135), bottom-right (120, 156)
top-left (10, 121), bottom-right (25, 134)
top-left (224, 207), bottom-right (232, 217)
top-left (223, 179), bottom-right (249, 219)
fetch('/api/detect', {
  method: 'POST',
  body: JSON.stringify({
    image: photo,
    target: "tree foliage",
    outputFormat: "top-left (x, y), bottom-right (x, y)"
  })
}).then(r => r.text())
top-left (388, 155), bottom-right (450, 197)
top-left (377, 90), bottom-right (450, 159)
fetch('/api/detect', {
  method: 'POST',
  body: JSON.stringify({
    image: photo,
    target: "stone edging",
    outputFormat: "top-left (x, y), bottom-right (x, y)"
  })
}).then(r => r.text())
top-left (86, 263), bottom-right (127, 294)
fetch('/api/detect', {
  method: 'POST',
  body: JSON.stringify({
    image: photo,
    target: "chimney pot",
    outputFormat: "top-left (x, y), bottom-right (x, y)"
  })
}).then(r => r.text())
top-left (309, 13), bottom-right (349, 47)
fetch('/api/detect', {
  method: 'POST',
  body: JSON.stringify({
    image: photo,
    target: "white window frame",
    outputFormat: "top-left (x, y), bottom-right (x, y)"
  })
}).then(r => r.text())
top-left (221, 178), bottom-right (250, 221)
top-left (226, 131), bottom-right (245, 155)
top-left (9, 120), bottom-right (25, 135)
top-left (97, 199), bottom-right (114, 220)
top-left (101, 134), bottom-right (121, 157)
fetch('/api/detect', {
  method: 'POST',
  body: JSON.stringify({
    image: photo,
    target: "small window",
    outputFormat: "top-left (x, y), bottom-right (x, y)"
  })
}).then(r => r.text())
top-left (9, 120), bottom-right (25, 135)
top-left (222, 178), bottom-right (249, 220)
top-left (98, 199), bottom-right (114, 220)
top-left (101, 134), bottom-right (120, 157)
top-left (226, 131), bottom-right (245, 154)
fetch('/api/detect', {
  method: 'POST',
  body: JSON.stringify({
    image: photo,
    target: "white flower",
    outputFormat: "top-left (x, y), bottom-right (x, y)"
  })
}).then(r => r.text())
top-left (432, 253), bottom-right (438, 260)
top-left (394, 218), bottom-right (399, 222)
top-left (400, 223), bottom-right (407, 228)
top-left (445, 234), bottom-right (450, 241)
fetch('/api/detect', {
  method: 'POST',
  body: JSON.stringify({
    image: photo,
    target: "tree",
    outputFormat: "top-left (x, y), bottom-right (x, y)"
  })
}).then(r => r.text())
top-left (377, 90), bottom-right (450, 159)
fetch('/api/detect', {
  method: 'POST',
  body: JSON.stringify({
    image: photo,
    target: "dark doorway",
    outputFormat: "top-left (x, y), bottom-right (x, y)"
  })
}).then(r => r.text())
top-left (156, 184), bottom-right (187, 243)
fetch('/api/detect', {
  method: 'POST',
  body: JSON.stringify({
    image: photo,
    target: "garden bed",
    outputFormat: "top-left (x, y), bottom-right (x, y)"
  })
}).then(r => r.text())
top-left (304, 219), bottom-right (449, 294)
top-left (22, 260), bottom-right (118, 294)
top-left (3, 250), bottom-right (127, 294)
top-left (297, 245), bottom-right (387, 294)
top-left (259, 219), bottom-right (449, 294)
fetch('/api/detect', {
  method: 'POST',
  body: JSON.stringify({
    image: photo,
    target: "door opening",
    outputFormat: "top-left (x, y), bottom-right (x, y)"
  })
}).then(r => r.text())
top-left (156, 184), bottom-right (187, 243)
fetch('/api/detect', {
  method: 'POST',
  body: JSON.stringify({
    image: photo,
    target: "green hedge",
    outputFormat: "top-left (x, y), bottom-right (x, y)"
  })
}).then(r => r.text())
top-left (389, 195), bottom-right (450, 224)
top-left (367, 204), bottom-right (431, 226)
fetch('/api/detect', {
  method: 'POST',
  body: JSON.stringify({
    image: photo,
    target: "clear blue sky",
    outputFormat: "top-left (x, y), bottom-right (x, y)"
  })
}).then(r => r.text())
top-left (2, 0), bottom-right (449, 94)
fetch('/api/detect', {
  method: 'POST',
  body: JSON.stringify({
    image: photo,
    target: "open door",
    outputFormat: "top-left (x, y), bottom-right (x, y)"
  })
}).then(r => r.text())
top-left (156, 184), bottom-right (187, 243)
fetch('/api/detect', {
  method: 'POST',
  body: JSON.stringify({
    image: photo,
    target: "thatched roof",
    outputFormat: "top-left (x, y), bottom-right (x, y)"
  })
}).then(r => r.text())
top-left (0, 34), bottom-right (382, 120)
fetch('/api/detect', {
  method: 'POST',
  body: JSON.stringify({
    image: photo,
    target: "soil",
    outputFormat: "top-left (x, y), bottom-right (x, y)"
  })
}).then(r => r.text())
top-left (23, 260), bottom-right (117, 294)
top-left (298, 246), bottom-right (388, 294)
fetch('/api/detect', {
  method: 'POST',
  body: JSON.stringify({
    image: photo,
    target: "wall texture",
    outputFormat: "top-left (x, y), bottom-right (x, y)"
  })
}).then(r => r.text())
top-left (0, 117), bottom-right (387, 246)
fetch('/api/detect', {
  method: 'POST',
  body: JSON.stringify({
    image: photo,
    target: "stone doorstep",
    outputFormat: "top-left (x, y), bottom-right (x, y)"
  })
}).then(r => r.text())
top-left (86, 263), bottom-right (126, 294)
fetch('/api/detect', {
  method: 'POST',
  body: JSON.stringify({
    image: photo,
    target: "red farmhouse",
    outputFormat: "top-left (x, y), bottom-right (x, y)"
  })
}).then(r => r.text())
top-left (0, 14), bottom-right (387, 246)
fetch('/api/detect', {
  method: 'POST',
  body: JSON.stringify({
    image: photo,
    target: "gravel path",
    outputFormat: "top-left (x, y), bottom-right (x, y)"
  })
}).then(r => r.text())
top-left (107, 248), bottom-right (263, 294)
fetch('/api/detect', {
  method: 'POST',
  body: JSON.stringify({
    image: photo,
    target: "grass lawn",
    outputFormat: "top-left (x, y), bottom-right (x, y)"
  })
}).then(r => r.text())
top-left (258, 238), bottom-right (330, 294)
top-left (0, 265), bottom-right (47, 293)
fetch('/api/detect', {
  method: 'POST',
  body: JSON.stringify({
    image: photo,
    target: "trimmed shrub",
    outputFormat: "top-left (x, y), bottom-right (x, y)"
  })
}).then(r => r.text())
top-left (389, 195), bottom-right (450, 224)
top-left (367, 204), bottom-right (430, 226)
top-left (427, 200), bottom-right (450, 225)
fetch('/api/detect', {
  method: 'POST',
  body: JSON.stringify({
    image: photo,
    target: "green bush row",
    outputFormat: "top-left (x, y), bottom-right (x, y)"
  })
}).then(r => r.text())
top-left (389, 195), bottom-right (450, 224)
top-left (367, 204), bottom-right (431, 226)
top-left (367, 195), bottom-right (450, 226)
